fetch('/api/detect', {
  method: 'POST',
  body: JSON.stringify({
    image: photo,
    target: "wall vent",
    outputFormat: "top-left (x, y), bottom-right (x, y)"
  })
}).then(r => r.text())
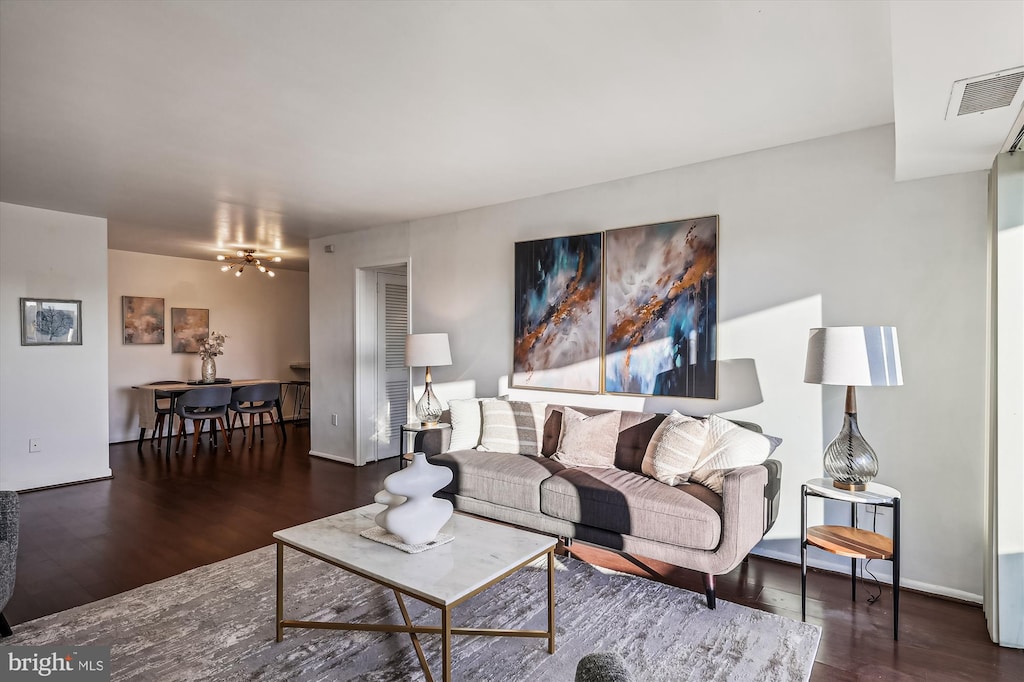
top-left (945, 67), bottom-right (1024, 119)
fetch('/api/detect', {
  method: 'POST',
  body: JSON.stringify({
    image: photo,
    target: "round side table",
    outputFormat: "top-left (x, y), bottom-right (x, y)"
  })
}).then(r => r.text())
top-left (801, 477), bottom-right (901, 640)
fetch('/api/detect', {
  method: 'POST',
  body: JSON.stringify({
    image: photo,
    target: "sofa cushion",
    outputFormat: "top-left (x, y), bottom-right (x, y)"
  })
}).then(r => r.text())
top-left (478, 400), bottom-right (546, 455)
top-left (542, 406), bottom-right (666, 473)
top-left (641, 411), bottom-right (709, 486)
top-left (540, 467), bottom-right (723, 550)
top-left (552, 407), bottom-right (622, 468)
top-left (431, 449), bottom-right (565, 513)
top-left (688, 414), bottom-right (780, 494)
top-left (447, 398), bottom-right (483, 451)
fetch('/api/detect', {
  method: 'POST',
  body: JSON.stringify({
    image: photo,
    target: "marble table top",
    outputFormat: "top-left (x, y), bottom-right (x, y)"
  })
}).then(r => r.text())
top-left (274, 504), bottom-right (556, 606)
top-left (805, 477), bottom-right (900, 504)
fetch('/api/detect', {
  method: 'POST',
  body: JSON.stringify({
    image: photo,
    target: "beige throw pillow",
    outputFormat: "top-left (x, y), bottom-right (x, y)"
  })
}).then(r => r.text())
top-left (551, 407), bottom-right (622, 468)
top-left (447, 398), bottom-right (483, 451)
top-left (640, 411), bottom-right (708, 486)
top-left (688, 414), bottom-right (779, 494)
top-left (477, 400), bottom-right (546, 455)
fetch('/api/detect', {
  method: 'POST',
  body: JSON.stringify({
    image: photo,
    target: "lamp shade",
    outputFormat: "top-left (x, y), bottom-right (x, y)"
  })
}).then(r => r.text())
top-left (804, 326), bottom-right (903, 387)
top-left (405, 333), bottom-right (452, 368)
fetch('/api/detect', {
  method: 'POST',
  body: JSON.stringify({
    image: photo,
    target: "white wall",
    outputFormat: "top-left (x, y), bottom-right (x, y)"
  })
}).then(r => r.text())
top-left (107, 250), bottom-right (310, 443)
top-left (308, 225), bottom-right (410, 464)
top-left (986, 151), bottom-right (1024, 647)
top-left (310, 125), bottom-right (989, 600)
top-left (0, 203), bottom-right (111, 490)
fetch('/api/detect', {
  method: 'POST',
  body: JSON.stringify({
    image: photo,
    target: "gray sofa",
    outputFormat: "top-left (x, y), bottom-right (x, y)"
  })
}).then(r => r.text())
top-left (423, 405), bottom-right (781, 609)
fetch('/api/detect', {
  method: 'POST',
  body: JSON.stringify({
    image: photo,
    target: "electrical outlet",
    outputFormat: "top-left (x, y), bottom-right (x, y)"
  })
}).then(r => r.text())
top-left (331, 414), bottom-right (339, 426)
top-left (29, 438), bottom-right (41, 453)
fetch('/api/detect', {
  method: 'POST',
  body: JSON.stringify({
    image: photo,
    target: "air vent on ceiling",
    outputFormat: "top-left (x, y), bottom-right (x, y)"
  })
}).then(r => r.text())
top-left (945, 67), bottom-right (1024, 119)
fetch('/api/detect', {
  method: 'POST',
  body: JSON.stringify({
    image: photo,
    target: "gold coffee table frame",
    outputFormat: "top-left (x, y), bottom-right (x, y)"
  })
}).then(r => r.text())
top-left (275, 540), bottom-right (556, 682)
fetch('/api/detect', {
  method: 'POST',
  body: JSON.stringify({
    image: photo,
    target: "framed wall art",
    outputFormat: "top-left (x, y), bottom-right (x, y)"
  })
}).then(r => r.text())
top-left (604, 215), bottom-right (718, 398)
top-left (20, 297), bottom-right (82, 346)
top-left (122, 295), bottom-right (165, 344)
top-left (512, 232), bottom-right (603, 392)
top-left (171, 307), bottom-right (210, 353)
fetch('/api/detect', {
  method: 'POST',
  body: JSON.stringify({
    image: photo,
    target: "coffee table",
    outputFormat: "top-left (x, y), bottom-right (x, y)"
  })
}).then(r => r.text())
top-left (273, 503), bottom-right (557, 682)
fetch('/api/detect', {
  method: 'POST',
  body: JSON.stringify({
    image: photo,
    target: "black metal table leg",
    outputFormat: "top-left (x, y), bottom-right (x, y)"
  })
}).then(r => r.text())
top-left (801, 484), bottom-right (808, 622)
top-left (893, 497), bottom-right (900, 640)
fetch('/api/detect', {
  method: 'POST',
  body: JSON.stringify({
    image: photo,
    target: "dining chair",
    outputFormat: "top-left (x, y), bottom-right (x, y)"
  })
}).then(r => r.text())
top-left (174, 386), bottom-right (233, 457)
top-left (229, 383), bottom-right (287, 448)
top-left (136, 380), bottom-right (181, 454)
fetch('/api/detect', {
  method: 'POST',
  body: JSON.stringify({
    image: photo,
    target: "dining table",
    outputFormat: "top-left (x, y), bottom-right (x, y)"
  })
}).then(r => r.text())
top-left (133, 379), bottom-right (286, 453)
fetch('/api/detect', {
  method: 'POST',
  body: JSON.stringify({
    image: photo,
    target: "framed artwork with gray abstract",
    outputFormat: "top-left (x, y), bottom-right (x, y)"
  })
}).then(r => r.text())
top-left (21, 297), bottom-right (82, 346)
top-left (604, 215), bottom-right (718, 398)
top-left (512, 232), bottom-right (603, 393)
top-left (122, 296), bottom-right (165, 344)
top-left (171, 308), bottom-right (209, 353)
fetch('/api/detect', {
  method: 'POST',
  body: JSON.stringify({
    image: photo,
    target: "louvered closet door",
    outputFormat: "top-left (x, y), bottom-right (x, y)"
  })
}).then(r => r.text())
top-left (375, 272), bottom-right (408, 461)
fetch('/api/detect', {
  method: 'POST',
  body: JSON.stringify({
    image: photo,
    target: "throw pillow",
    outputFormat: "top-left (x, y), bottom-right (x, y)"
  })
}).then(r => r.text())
top-left (477, 400), bottom-right (547, 455)
top-left (447, 398), bottom-right (483, 451)
top-left (640, 410), bottom-right (708, 486)
top-left (551, 407), bottom-right (622, 468)
top-left (688, 414), bottom-right (781, 494)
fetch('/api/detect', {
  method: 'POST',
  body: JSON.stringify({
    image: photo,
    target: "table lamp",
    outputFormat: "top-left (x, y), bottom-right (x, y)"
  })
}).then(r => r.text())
top-left (804, 326), bottom-right (903, 490)
top-left (405, 333), bottom-right (452, 427)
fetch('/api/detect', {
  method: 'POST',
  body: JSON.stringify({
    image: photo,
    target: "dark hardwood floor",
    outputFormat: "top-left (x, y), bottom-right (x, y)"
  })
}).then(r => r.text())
top-left (6, 425), bottom-right (1022, 679)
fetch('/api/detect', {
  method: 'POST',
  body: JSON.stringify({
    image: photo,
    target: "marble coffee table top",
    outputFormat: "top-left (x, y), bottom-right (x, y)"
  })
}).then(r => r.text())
top-left (274, 503), bottom-right (556, 606)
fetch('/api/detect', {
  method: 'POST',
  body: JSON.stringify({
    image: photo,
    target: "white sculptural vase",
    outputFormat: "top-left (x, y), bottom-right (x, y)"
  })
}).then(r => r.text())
top-left (374, 452), bottom-right (454, 545)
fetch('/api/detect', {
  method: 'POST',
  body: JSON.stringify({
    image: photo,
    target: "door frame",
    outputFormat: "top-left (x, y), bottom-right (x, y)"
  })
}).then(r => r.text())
top-left (353, 259), bottom-right (411, 466)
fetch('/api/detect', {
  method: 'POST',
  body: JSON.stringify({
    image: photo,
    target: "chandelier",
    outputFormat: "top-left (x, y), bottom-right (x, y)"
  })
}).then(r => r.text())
top-left (216, 249), bottom-right (281, 277)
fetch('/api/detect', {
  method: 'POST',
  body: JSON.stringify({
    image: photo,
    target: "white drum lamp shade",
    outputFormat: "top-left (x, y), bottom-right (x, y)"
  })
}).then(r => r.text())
top-left (804, 326), bottom-right (903, 387)
top-left (406, 333), bottom-right (452, 427)
top-left (804, 326), bottom-right (903, 491)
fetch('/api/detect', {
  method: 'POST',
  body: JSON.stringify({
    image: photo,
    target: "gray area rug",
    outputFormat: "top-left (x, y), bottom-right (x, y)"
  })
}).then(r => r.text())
top-left (6, 546), bottom-right (820, 681)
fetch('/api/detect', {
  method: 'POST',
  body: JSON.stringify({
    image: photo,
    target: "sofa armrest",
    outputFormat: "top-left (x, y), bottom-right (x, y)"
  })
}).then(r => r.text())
top-left (710, 459), bottom-right (779, 573)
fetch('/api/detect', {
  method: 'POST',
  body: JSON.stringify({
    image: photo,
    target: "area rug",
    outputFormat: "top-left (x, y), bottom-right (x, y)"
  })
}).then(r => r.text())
top-left (6, 546), bottom-right (820, 681)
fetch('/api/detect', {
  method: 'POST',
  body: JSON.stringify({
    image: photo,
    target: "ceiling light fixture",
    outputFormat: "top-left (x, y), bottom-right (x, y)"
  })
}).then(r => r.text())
top-left (216, 249), bottom-right (281, 278)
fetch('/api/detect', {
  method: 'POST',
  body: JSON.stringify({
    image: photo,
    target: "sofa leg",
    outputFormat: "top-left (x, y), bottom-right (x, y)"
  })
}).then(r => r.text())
top-left (561, 536), bottom-right (573, 558)
top-left (0, 611), bottom-right (12, 637)
top-left (702, 573), bottom-right (717, 609)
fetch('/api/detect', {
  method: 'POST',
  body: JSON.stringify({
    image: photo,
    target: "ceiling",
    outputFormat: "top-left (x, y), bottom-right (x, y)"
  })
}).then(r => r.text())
top-left (1, 1), bottom-right (1022, 271)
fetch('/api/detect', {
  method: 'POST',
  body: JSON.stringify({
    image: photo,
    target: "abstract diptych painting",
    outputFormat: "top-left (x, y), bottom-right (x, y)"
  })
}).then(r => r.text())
top-left (513, 233), bottom-right (603, 392)
top-left (604, 216), bottom-right (718, 398)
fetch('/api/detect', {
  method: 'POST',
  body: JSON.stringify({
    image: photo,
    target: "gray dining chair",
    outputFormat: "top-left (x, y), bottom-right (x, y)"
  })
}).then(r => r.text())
top-left (229, 383), bottom-right (287, 448)
top-left (174, 386), bottom-right (233, 457)
top-left (136, 380), bottom-right (180, 453)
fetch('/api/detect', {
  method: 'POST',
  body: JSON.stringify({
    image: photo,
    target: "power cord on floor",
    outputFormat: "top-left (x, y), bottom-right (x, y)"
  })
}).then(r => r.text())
top-left (861, 505), bottom-right (883, 605)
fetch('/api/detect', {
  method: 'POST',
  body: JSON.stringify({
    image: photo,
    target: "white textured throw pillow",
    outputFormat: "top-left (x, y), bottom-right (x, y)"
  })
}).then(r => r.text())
top-left (552, 407), bottom-right (622, 468)
top-left (447, 398), bottom-right (483, 451)
top-left (477, 400), bottom-right (547, 455)
top-left (689, 414), bottom-right (780, 494)
top-left (640, 411), bottom-right (709, 486)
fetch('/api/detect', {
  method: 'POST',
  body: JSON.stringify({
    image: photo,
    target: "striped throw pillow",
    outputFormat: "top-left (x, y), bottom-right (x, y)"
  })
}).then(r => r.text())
top-left (641, 411), bottom-right (708, 486)
top-left (689, 414), bottom-right (779, 494)
top-left (477, 400), bottom-right (546, 455)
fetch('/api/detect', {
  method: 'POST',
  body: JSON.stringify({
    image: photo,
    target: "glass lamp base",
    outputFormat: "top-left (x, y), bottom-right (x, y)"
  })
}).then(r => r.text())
top-left (823, 411), bottom-right (877, 490)
top-left (415, 382), bottom-right (443, 427)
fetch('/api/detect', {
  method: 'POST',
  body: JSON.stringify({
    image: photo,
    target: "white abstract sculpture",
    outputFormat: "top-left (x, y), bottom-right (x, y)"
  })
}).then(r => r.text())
top-left (374, 452), bottom-right (454, 545)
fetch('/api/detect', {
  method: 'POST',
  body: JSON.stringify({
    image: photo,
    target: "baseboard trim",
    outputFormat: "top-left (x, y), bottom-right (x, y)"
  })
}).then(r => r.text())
top-left (309, 450), bottom-right (357, 465)
top-left (17, 474), bottom-right (114, 494)
top-left (753, 547), bottom-right (983, 605)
